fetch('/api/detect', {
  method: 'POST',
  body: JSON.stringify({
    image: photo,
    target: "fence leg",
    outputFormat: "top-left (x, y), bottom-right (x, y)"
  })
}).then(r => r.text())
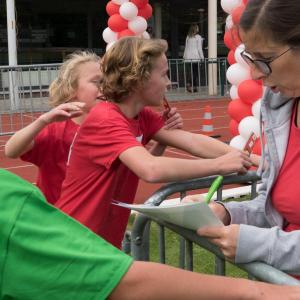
top-left (179, 237), bottom-right (186, 269)
top-left (131, 215), bottom-right (151, 261)
top-left (215, 255), bottom-right (226, 276)
top-left (158, 224), bottom-right (166, 264)
top-left (186, 240), bottom-right (194, 271)
top-left (122, 230), bottom-right (131, 255)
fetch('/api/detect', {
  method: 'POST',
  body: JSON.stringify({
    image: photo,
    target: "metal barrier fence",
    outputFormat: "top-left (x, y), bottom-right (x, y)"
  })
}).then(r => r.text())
top-left (0, 58), bottom-right (229, 135)
top-left (0, 64), bottom-right (60, 135)
top-left (129, 171), bottom-right (300, 285)
top-left (168, 58), bottom-right (229, 96)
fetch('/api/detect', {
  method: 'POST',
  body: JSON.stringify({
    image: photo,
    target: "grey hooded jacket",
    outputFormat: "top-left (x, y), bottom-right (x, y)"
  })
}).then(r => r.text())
top-left (224, 89), bottom-right (300, 275)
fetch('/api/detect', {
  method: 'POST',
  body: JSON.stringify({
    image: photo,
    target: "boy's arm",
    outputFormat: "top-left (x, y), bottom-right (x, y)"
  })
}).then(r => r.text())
top-left (5, 102), bottom-right (84, 158)
top-left (119, 145), bottom-right (251, 183)
top-left (153, 128), bottom-right (233, 159)
top-left (110, 261), bottom-right (300, 300)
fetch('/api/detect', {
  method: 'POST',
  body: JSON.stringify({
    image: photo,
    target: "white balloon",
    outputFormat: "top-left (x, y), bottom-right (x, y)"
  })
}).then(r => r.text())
top-left (221, 0), bottom-right (242, 14)
top-left (234, 44), bottom-right (249, 68)
top-left (128, 16), bottom-right (148, 34)
top-left (238, 116), bottom-right (260, 140)
top-left (226, 63), bottom-right (251, 86)
top-left (106, 41), bottom-right (115, 52)
top-left (120, 2), bottom-right (138, 21)
top-left (230, 85), bottom-right (238, 100)
top-left (102, 27), bottom-right (118, 44)
top-left (142, 31), bottom-right (151, 39)
top-left (252, 99), bottom-right (261, 120)
top-left (225, 15), bottom-right (234, 30)
top-left (112, 0), bottom-right (129, 5)
top-left (229, 135), bottom-right (247, 150)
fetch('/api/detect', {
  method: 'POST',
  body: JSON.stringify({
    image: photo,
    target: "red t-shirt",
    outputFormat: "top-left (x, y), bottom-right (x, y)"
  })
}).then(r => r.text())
top-left (21, 120), bottom-right (79, 204)
top-left (56, 101), bottom-right (164, 248)
top-left (272, 101), bottom-right (300, 233)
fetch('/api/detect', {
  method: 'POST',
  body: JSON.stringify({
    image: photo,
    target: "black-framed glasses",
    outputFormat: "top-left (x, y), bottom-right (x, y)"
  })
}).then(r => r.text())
top-left (240, 48), bottom-right (293, 76)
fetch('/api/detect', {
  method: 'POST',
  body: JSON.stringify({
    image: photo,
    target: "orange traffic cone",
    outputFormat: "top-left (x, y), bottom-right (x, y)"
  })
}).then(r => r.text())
top-left (201, 105), bottom-right (221, 138)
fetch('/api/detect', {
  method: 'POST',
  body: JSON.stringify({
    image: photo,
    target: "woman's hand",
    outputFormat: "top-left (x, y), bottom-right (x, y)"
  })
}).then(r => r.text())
top-left (197, 224), bottom-right (240, 261)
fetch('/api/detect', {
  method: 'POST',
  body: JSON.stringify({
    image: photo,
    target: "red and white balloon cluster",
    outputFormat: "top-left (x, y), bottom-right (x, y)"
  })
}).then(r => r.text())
top-left (103, 0), bottom-right (153, 51)
top-left (221, 0), bottom-right (263, 155)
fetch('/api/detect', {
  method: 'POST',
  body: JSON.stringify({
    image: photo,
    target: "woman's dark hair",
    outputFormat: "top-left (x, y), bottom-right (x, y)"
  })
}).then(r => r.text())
top-left (240, 0), bottom-right (300, 47)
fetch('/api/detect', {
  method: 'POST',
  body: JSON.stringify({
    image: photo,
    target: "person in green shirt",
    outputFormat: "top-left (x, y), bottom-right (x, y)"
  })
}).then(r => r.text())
top-left (0, 168), bottom-right (299, 300)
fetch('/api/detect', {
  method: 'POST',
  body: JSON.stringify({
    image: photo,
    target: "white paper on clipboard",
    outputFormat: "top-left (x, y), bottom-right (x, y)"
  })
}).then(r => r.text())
top-left (113, 200), bottom-right (223, 231)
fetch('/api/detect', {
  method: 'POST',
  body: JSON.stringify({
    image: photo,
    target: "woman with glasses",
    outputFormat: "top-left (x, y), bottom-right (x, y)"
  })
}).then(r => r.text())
top-left (195, 0), bottom-right (300, 278)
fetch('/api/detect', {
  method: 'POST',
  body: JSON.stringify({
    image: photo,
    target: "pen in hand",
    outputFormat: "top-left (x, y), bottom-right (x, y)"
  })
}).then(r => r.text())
top-left (205, 176), bottom-right (223, 204)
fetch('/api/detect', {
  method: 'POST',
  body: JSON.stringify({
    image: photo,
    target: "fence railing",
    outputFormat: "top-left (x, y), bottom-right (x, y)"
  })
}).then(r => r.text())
top-left (0, 58), bottom-right (229, 135)
top-left (129, 172), bottom-right (300, 286)
top-left (0, 64), bottom-right (60, 135)
top-left (168, 58), bottom-right (229, 96)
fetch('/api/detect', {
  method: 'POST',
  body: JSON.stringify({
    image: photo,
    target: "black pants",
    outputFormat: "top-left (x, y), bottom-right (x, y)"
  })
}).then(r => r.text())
top-left (185, 61), bottom-right (199, 88)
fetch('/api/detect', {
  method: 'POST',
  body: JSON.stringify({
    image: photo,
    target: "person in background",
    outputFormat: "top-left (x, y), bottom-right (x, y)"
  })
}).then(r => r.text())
top-left (194, 0), bottom-right (300, 278)
top-left (5, 51), bottom-right (183, 204)
top-left (147, 25), bottom-right (155, 38)
top-left (1, 168), bottom-right (300, 300)
top-left (56, 36), bottom-right (252, 249)
top-left (183, 24), bottom-right (205, 92)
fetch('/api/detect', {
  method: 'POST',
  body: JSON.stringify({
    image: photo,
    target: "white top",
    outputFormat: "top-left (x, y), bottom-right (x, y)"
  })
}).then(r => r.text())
top-left (183, 34), bottom-right (204, 60)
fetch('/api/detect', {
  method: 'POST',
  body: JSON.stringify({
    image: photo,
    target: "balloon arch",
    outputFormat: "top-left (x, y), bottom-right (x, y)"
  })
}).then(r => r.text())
top-left (102, 0), bottom-right (152, 51)
top-left (221, 0), bottom-right (262, 155)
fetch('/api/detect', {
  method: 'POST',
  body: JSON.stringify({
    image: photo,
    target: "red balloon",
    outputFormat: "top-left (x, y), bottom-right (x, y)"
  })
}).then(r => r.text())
top-left (131, 0), bottom-right (149, 9)
top-left (108, 14), bottom-right (128, 32)
top-left (106, 1), bottom-right (120, 16)
top-left (227, 98), bottom-right (252, 122)
top-left (243, 0), bottom-right (248, 5)
top-left (229, 119), bottom-right (239, 136)
top-left (223, 27), bottom-right (241, 50)
top-left (227, 49), bottom-right (236, 65)
top-left (118, 29), bottom-right (135, 39)
top-left (232, 5), bottom-right (245, 25)
top-left (138, 4), bottom-right (153, 20)
top-left (238, 80), bottom-right (263, 105)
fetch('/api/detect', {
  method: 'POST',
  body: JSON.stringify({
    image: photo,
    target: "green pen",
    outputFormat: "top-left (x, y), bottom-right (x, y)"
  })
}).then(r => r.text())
top-left (205, 175), bottom-right (224, 204)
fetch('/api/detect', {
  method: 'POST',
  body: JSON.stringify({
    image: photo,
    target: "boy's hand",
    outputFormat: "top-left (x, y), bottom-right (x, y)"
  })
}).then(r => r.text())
top-left (39, 102), bottom-right (86, 124)
top-left (214, 150), bottom-right (252, 175)
top-left (163, 107), bottom-right (183, 130)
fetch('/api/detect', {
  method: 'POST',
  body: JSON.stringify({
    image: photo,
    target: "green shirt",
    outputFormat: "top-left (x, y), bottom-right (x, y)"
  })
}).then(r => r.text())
top-left (0, 169), bottom-right (133, 300)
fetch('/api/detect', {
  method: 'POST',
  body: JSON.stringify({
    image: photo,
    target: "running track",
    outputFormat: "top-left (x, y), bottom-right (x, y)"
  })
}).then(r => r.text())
top-left (0, 98), bottom-right (232, 202)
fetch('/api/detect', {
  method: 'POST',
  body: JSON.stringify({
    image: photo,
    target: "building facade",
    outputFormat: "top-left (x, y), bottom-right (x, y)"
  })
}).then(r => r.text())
top-left (0, 0), bottom-right (228, 65)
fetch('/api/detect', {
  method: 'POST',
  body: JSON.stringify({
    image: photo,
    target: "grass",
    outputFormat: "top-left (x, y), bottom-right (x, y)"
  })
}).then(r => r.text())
top-left (126, 195), bottom-right (251, 278)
